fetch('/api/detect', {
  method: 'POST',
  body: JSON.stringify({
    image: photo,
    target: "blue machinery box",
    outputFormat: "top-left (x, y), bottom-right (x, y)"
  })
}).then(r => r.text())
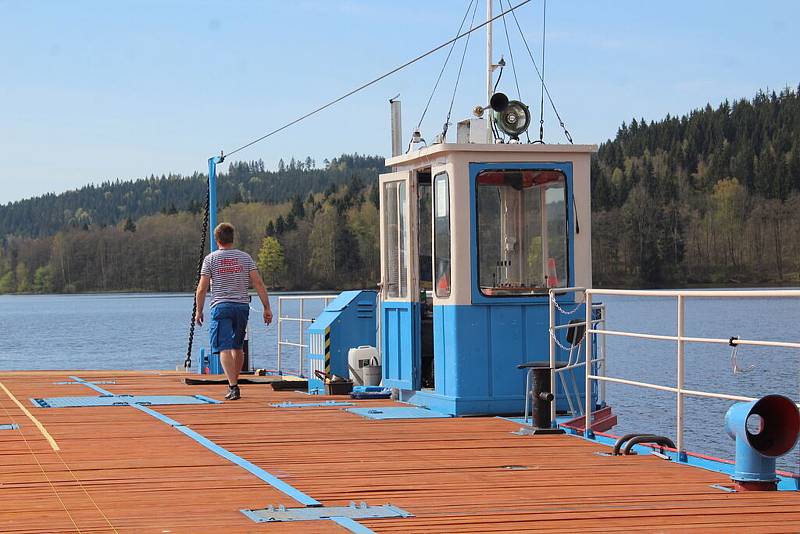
top-left (307, 291), bottom-right (378, 394)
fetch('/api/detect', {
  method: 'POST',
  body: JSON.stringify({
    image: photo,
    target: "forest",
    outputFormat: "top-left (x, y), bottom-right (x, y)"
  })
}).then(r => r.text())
top-left (0, 87), bottom-right (799, 294)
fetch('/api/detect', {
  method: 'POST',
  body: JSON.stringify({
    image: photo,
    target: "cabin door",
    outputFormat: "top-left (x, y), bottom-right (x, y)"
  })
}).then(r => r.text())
top-left (379, 170), bottom-right (420, 390)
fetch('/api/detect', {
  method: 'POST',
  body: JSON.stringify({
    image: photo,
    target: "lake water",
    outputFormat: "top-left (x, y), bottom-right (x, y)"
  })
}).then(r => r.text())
top-left (0, 291), bottom-right (797, 473)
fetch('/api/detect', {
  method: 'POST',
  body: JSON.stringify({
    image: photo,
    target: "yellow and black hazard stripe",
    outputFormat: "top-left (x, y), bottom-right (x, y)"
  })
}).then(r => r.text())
top-left (324, 326), bottom-right (331, 379)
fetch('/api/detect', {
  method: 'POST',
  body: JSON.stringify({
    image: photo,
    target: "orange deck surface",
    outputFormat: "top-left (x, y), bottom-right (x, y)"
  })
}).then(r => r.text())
top-left (1, 370), bottom-right (799, 533)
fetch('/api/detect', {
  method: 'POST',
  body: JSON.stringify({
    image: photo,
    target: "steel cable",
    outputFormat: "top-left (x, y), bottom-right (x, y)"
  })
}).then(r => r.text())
top-left (499, 0), bottom-right (529, 142)
top-left (416, 0), bottom-right (476, 133)
top-left (506, 0), bottom-right (573, 143)
top-left (442, 0), bottom-right (480, 139)
top-left (223, 0), bottom-right (532, 159)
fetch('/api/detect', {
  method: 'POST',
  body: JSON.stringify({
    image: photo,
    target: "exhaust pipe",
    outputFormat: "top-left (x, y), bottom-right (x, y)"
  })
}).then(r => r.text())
top-left (389, 96), bottom-right (402, 158)
top-left (724, 394), bottom-right (800, 490)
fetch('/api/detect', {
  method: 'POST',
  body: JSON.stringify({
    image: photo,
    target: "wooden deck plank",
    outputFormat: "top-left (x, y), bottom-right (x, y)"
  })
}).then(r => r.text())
top-left (0, 371), bottom-right (797, 533)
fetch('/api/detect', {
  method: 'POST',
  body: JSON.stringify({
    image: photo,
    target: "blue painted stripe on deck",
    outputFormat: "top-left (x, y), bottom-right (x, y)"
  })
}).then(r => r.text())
top-left (68, 375), bottom-right (379, 529)
top-left (0, 424), bottom-right (19, 431)
top-left (127, 402), bottom-right (321, 507)
top-left (128, 403), bottom-right (185, 427)
top-left (67, 376), bottom-right (115, 396)
top-left (192, 394), bottom-right (222, 404)
top-left (331, 517), bottom-right (377, 534)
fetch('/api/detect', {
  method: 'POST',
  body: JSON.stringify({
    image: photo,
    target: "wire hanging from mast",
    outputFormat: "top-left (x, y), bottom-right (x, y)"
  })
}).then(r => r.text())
top-left (506, 0), bottom-right (573, 143)
top-left (538, 0), bottom-right (547, 142)
top-left (442, 0), bottom-right (481, 140)
top-left (416, 0), bottom-right (476, 135)
top-left (498, 0), bottom-right (529, 142)
top-left (222, 0), bottom-right (533, 159)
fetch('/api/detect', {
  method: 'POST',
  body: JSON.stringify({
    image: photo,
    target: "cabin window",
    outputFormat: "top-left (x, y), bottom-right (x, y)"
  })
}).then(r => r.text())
top-left (433, 172), bottom-right (451, 298)
top-left (383, 180), bottom-right (408, 298)
top-left (476, 169), bottom-right (568, 296)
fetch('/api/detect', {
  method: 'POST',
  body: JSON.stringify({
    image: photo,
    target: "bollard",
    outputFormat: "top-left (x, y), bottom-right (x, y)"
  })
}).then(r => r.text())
top-left (516, 361), bottom-right (566, 436)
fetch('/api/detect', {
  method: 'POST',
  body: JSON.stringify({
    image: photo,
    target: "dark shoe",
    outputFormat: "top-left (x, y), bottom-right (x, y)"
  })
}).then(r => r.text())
top-left (225, 385), bottom-right (240, 401)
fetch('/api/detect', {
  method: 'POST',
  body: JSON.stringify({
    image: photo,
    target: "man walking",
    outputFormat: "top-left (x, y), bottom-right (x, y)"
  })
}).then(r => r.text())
top-left (194, 222), bottom-right (272, 400)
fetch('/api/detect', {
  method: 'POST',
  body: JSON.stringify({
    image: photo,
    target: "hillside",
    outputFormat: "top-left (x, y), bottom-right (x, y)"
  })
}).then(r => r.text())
top-left (591, 86), bottom-right (800, 286)
top-left (0, 87), bottom-right (799, 294)
top-left (0, 154), bottom-right (385, 239)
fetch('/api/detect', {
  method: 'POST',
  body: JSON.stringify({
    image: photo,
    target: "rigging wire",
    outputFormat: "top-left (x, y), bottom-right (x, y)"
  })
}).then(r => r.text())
top-left (223, 0), bottom-right (533, 159)
top-left (442, 0), bottom-right (480, 140)
top-left (416, 0), bottom-right (476, 133)
top-left (498, 0), bottom-right (529, 142)
top-left (506, 0), bottom-right (573, 143)
top-left (539, 0), bottom-right (547, 142)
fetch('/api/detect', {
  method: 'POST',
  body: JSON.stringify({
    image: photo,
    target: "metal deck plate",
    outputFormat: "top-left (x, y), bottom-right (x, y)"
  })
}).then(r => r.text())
top-left (31, 395), bottom-right (220, 408)
top-left (270, 401), bottom-right (353, 408)
top-left (346, 406), bottom-right (451, 420)
top-left (0, 424), bottom-right (19, 431)
top-left (241, 502), bottom-right (412, 523)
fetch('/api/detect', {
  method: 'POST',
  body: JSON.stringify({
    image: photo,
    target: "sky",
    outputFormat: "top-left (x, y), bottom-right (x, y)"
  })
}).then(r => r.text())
top-left (1, 0), bottom-right (798, 204)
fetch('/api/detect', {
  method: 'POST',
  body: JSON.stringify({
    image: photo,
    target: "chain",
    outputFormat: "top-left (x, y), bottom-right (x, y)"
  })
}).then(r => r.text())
top-left (549, 328), bottom-right (580, 352)
top-left (184, 177), bottom-right (211, 369)
top-left (550, 295), bottom-right (583, 315)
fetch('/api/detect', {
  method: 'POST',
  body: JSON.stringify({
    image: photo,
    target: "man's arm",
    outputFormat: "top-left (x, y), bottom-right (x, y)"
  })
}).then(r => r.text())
top-left (249, 269), bottom-right (272, 325)
top-left (195, 274), bottom-right (210, 325)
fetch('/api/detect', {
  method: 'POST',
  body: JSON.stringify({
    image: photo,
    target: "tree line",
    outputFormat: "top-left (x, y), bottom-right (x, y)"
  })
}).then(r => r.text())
top-left (0, 154), bottom-right (385, 239)
top-left (1, 87), bottom-right (799, 294)
top-left (0, 177), bottom-right (379, 294)
top-left (591, 86), bottom-right (800, 286)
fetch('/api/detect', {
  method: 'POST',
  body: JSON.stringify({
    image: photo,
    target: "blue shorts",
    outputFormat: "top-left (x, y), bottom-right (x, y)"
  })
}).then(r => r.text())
top-left (209, 302), bottom-right (250, 354)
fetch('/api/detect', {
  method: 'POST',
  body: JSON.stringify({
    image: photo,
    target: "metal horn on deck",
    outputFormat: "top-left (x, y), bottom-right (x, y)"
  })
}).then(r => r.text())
top-left (724, 394), bottom-right (800, 490)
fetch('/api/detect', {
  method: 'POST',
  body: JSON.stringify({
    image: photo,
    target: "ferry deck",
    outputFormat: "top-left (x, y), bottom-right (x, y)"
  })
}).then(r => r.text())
top-left (2, 370), bottom-right (799, 533)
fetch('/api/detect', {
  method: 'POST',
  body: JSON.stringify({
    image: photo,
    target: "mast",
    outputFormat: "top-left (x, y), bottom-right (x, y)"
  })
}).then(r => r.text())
top-left (486, 0), bottom-right (494, 143)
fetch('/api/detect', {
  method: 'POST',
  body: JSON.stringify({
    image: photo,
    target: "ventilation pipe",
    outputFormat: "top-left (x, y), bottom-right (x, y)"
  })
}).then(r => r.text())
top-left (724, 394), bottom-right (800, 490)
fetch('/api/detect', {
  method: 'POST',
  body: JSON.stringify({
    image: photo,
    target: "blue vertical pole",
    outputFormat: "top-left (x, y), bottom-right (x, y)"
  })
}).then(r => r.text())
top-left (208, 156), bottom-right (221, 252)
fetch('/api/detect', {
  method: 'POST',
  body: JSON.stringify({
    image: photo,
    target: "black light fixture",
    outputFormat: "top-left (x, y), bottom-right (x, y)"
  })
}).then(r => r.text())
top-left (490, 92), bottom-right (531, 140)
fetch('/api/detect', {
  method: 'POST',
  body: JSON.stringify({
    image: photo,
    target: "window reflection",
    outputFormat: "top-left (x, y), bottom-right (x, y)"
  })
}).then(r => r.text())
top-left (476, 169), bottom-right (567, 296)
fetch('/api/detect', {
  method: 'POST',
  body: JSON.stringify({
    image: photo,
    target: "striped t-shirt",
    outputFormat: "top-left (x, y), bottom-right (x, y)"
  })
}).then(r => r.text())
top-left (200, 248), bottom-right (257, 308)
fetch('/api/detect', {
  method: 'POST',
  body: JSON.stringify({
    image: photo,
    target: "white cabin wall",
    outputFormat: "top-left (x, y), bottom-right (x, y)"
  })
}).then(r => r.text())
top-left (571, 154), bottom-right (592, 295)
top-left (385, 145), bottom-right (596, 306)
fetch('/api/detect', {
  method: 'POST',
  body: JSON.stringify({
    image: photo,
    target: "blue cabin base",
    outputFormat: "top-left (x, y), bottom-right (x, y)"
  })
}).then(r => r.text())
top-left (381, 299), bottom-right (596, 417)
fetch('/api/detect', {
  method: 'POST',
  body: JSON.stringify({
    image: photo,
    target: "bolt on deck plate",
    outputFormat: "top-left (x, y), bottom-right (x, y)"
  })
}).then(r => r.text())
top-left (270, 401), bottom-right (354, 408)
top-left (31, 395), bottom-right (220, 408)
top-left (241, 502), bottom-right (413, 523)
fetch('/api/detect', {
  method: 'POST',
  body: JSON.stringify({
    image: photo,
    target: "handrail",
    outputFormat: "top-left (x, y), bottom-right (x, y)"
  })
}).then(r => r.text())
top-left (583, 288), bottom-right (800, 461)
top-left (277, 294), bottom-right (337, 376)
top-left (585, 288), bottom-right (800, 298)
top-left (547, 287), bottom-right (606, 423)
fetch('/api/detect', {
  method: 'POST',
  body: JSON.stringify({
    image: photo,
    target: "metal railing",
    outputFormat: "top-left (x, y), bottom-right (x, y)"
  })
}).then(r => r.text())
top-left (547, 287), bottom-right (606, 424)
top-left (277, 294), bottom-right (337, 376)
top-left (583, 288), bottom-right (800, 459)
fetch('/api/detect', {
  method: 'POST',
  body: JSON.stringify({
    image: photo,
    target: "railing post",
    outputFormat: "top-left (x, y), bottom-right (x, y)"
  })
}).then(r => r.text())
top-left (549, 290), bottom-right (557, 426)
top-left (277, 298), bottom-right (283, 373)
top-left (600, 304), bottom-right (607, 405)
top-left (299, 299), bottom-right (305, 377)
top-left (676, 294), bottom-right (686, 461)
top-left (584, 290), bottom-right (593, 438)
